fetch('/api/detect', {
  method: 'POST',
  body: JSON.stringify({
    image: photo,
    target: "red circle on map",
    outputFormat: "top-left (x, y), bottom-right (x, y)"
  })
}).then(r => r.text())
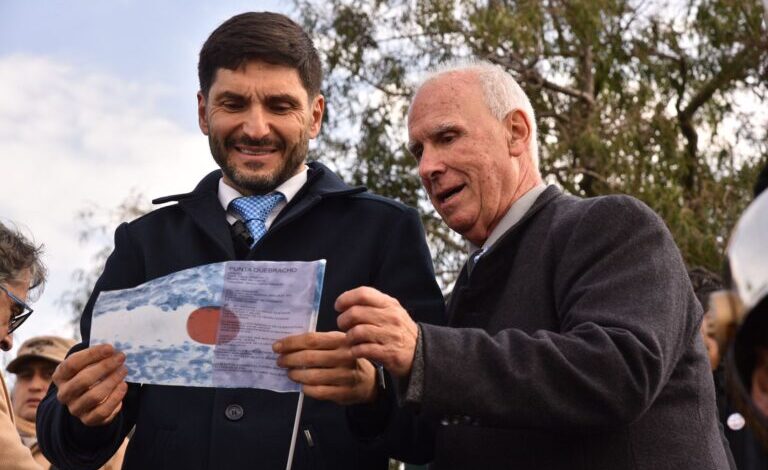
top-left (186, 306), bottom-right (239, 344)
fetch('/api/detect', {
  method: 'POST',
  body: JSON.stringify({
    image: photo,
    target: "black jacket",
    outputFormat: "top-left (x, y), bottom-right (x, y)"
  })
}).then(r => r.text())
top-left (37, 162), bottom-right (444, 470)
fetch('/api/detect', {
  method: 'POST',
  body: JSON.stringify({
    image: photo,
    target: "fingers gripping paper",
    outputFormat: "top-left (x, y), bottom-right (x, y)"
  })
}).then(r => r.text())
top-left (90, 260), bottom-right (325, 391)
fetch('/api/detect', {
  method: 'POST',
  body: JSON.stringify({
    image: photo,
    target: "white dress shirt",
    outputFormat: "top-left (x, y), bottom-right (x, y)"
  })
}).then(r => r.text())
top-left (467, 183), bottom-right (548, 256)
top-left (218, 165), bottom-right (309, 228)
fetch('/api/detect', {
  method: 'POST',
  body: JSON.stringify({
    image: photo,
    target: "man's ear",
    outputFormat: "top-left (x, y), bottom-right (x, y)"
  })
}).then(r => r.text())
top-left (308, 94), bottom-right (325, 139)
top-left (503, 110), bottom-right (531, 158)
top-left (197, 91), bottom-right (209, 136)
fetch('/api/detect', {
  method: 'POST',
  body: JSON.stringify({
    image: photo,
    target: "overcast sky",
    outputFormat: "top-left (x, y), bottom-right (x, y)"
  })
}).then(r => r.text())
top-left (0, 1), bottom-right (291, 362)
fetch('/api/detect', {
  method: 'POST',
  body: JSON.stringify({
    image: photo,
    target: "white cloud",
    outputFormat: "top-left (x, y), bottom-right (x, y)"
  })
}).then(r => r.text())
top-left (0, 54), bottom-right (215, 350)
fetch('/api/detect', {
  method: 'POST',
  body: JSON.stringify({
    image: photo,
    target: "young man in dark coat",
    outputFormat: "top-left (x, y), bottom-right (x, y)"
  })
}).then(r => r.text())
top-left (334, 60), bottom-right (731, 469)
top-left (36, 12), bottom-right (443, 470)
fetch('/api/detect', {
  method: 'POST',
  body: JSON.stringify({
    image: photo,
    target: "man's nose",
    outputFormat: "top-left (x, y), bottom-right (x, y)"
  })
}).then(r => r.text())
top-left (241, 106), bottom-right (271, 139)
top-left (417, 147), bottom-right (446, 182)
top-left (31, 373), bottom-right (50, 391)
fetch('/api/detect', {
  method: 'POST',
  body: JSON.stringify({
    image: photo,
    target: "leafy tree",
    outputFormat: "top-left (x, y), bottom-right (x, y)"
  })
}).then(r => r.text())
top-left (297, 0), bottom-right (768, 286)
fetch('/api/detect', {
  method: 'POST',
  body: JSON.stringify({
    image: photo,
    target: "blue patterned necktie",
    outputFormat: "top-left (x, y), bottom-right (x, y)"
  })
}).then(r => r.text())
top-left (229, 193), bottom-right (285, 247)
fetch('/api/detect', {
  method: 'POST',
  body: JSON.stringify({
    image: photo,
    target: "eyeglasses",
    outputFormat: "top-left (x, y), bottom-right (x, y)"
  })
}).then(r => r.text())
top-left (0, 284), bottom-right (34, 334)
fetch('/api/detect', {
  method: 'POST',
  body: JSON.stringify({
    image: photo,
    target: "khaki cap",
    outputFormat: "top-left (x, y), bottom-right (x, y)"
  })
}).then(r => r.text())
top-left (6, 335), bottom-right (76, 373)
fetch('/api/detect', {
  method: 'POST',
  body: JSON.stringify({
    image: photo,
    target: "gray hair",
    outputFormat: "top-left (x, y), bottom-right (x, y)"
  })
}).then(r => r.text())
top-left (0, 222), bottom-right (46, 293)
top-left (414, 59), bottom-right (539, 170)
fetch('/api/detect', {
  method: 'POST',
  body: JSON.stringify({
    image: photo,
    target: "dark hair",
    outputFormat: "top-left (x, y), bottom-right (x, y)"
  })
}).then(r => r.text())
top-left (198, 12), bottom-right (323, 98)
top-left (728, 296), bottom-right (768, 447)
top-left (688, 267), bottom-right (722, 309)
top-left (0, 222), bottom-right (46, 291)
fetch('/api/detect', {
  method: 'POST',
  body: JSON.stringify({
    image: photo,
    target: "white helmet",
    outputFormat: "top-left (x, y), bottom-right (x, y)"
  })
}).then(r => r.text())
top-left (729, 190), bottom-right (768, 313)
top-left (708, 191), bottom-right (768, 353)
top-left (716, 190), bottom-right (768, 445)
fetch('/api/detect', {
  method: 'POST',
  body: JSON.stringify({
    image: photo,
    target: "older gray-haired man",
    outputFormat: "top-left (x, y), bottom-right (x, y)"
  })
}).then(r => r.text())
top-left (0, 221), bottom-right (46, 470)
top-left (335, 61), bottom-right (732, 469)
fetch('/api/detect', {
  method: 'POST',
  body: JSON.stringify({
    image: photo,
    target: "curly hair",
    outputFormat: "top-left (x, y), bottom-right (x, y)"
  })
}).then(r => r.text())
top-left (0, 221), bottom-right (46, 292)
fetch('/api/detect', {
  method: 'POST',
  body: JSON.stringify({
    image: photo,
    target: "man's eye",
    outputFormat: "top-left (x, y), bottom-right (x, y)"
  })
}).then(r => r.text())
top-left (10, 303), bottom-right (23, 317)
top-left (439, 133), bottom-right (456, 144)
top-left (409, 146), bottom-right (423, 161)
top-left (221, 101), bottom-right (244, 111)
top-left (270, 103), bottom-right (293, 113)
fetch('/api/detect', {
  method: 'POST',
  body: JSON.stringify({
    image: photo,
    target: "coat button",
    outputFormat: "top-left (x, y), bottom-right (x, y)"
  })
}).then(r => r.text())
top-left (225, 404), bottom-right (244, 421)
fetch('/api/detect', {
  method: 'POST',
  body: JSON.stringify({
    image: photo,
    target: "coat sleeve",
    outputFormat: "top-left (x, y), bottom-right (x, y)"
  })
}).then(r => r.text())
top-left (346, 205), bottom-right (444, 464)
top-left (417, 196), bottom-right (701, 429)
top-left (371, 206), bottom-right (445, 326)
top-left (37, 222), bottom-right (143, 470)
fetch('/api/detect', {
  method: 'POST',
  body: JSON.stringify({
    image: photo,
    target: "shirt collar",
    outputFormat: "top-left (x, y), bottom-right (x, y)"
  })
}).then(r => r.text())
top-left (467, 183), bottom-right (548, 254)
top-left (218, 165), bottom-right (308, 224)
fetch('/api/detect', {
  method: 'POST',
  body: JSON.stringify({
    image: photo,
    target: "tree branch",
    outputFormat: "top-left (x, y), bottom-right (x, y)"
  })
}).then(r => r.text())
top-left (680, 41), bottom-right (766, 121)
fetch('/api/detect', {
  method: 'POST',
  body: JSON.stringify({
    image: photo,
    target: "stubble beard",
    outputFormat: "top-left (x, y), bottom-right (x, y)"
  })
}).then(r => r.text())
top-left (209, 131), bottom-right (309, 195)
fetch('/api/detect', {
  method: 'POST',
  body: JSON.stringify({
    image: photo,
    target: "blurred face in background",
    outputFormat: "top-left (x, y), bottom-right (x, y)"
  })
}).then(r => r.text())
top-left (11, 358), bottom-right (57, 422)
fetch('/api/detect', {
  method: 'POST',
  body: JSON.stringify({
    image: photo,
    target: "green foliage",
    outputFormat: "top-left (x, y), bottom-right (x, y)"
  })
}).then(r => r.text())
top-left (298, 0), bottom-right (768, 285)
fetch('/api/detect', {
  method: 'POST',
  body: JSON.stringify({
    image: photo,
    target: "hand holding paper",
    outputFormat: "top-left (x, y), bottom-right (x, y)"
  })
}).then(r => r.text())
top-left (52, 343), bottom-right (128, 426)
top-left (335, 286), bottom-right (419, 378)
top-left (274, 331), bottom-right (377, 405)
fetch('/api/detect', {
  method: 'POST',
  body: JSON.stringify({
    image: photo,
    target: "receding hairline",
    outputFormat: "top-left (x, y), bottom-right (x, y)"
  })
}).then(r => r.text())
top-left (407, 69), bottom-right (484, 121)
top-left (412, 60), bottom-right (494, 98)
top-left (410, 60), bottom-right (519, 118)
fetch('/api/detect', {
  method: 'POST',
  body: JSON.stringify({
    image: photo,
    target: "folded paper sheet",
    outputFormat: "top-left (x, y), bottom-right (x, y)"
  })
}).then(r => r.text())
top-left (90, 260), bottom-right (325, 391)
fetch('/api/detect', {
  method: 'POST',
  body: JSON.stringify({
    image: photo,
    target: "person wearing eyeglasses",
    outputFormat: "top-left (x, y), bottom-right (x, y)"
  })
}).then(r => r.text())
top-left (0, 221), bottom-right (46, 469)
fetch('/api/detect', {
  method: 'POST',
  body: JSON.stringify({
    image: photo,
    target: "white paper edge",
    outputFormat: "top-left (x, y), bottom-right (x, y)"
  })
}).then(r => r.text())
top-left (286, 259), bottom-right (325, 470)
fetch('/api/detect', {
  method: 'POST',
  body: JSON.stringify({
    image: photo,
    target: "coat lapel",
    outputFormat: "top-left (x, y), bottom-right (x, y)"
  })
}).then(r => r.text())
top-left (153, 169), bottom-right (236, 260)
top-left (179, 194), bottom-right (236, 259)
top-left (268, 161), bottom-right (366, 234)
top-left (448, 186), bottom-right (563, 326)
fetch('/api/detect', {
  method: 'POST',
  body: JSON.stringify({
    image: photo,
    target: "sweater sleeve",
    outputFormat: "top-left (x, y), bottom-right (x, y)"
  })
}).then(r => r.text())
top-left (36, 223), bottom-right (143, 470)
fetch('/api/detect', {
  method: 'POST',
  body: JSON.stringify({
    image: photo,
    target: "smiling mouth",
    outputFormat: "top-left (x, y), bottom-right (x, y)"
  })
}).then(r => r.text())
top-left (233, 145), bottom-right (280, 156)
top-left (436, 184), bottom-right (465, 203)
